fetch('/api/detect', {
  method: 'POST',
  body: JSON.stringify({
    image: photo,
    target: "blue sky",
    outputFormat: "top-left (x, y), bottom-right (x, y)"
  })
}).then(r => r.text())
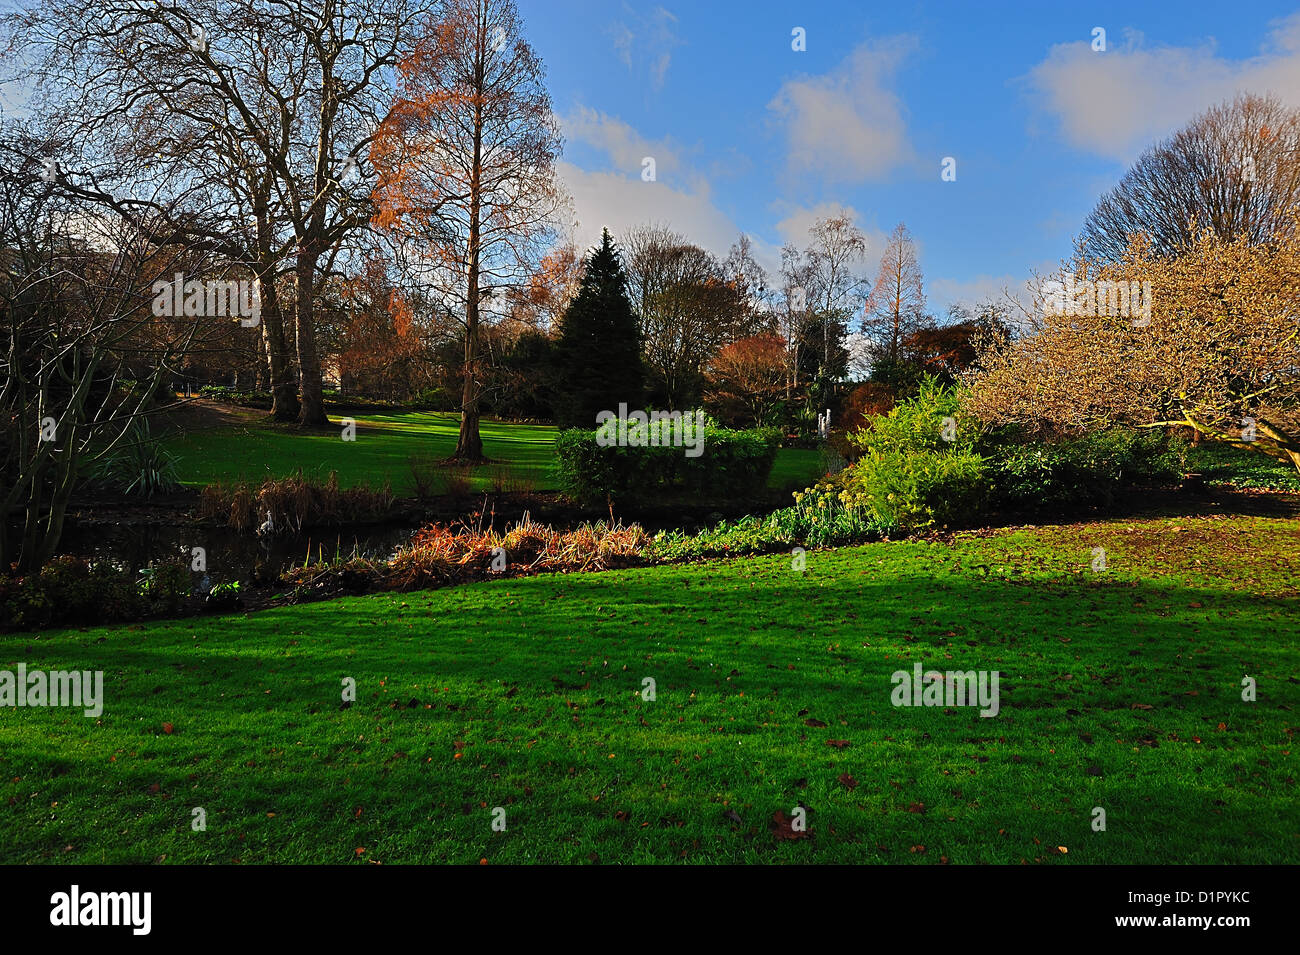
top-left (522, 0), bottom-right (1300, 314)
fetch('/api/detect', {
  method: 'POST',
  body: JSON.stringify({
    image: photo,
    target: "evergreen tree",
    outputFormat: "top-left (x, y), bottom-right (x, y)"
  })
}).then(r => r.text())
top-left (552, 229), bottom-right (644, 429)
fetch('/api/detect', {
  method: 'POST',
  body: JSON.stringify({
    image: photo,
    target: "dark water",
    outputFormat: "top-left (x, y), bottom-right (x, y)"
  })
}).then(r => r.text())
top-left (48, 498), bottom-right (766, 588)
top-left (56, 521), bottom-right (418, 587)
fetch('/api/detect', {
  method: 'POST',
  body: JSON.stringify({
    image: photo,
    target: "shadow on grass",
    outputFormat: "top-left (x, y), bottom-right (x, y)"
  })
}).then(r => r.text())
top-left (4, 557), bottom-right (1294, 863)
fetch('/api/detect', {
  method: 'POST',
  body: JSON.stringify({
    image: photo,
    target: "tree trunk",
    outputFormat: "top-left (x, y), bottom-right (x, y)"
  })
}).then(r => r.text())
top-left (453, 270), bottom-right (485, 460)
top-left (254, 192), bottom-right (298, 421)
top-left (259, 271), bottom-right (298, 420)
top-left (255, 329), bottom-right (269, 391)
top-left (294, 252), bottom-right (327, 428)
top-left (452, 30), bottom-right (486, 462)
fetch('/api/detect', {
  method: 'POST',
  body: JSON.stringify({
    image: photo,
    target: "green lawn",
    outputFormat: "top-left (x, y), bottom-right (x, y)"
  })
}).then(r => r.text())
top-left (1187, 442), bottom-right (1300, 492)
top-left (3, 513), bottom-right (1294, 864)
top-left (163, 411), bottom-right (824, 495)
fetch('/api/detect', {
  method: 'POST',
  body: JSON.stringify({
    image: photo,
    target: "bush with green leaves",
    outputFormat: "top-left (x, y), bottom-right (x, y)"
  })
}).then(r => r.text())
top-left (1, 555), bottom-right (197, 631)
top-left (555, 420), bottom-right (780, 505)
top-left (845, 377), bottom-right (991, 530)
top-left (2, 557), bottom-right (132, 630)
top-left (646, 479), bottom-right (888, 561)
top-left (91, 420), bottom-right (181, 498)
top-left (980, 427), bottom-right (1187, 510)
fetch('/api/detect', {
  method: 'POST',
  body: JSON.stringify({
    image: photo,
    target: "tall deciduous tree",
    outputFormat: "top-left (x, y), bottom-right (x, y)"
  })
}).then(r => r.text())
top-left (623, 223), bottom-right (742, 408)
top-left (373, 0), bottom-right (565, 461)
top-left (863, 222), bottom-right (926, 367)
top-left (779, 212), bottom-right (867, 394)
top-left (1080, 93), bottom-right (1300, 264)
top-left (552, 229), bottom-right (643, 429)
top-left (5, 0), bottom-right (418, 427)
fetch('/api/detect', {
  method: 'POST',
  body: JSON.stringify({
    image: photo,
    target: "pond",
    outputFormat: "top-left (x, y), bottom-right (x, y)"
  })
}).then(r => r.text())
top-left (56, 520), bottom-right (418, 589)
top-left (48, 494), bottom-right (752, 590)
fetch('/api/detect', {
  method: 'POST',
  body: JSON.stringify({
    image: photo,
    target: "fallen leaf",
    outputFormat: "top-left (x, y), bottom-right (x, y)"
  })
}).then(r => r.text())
top-left (837, 773), bottom-right (858, 790)
top-left (804, 718), bottom-right (828, 728)
top-left (770, 810), bottom-right (808, 841)
top-left (825, 739), bottom-right (851, 750)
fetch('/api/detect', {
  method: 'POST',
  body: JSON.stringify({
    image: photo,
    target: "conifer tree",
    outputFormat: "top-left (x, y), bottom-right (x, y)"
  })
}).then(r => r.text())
top-left (553, 229), bottom-right (644, 429)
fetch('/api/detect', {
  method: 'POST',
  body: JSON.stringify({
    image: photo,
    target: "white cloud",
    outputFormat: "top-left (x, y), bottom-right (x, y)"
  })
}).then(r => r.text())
top-left (767, 36), bottom-right (919, 185)
top-left (607, 4), bottom-right (683, 92)
top-left (1025, 13), bottom-right (1300, 162)
top-left (558, 107), bottom-right (780, 271)
top-left (557, 161), bottom-right (743, 257)
top-left (560, 106), bottom-right (686, 183)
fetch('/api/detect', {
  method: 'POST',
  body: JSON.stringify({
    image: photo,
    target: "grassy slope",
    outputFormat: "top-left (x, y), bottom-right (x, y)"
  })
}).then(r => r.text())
top-left (3, 514), bottom-right (1295, 864)
top-left (162, 412), bottom-right (823, 495)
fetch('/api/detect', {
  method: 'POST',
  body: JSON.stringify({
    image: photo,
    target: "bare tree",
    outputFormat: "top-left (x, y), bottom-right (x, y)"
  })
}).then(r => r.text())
top-left (623, 223), bottom-right (742, 408)
top-left (863, 221), bottom-right (926, 365)
top-left (722, 232), bottom-right (774, 339)
top-left (1081, 93), bottom-right (1300, 263)
top-left (4, 0), bottom-right (422, 426)
top-left (373, 0), bottom-right (566, 461)
top-left (778, 212), bottom-right (867, 392)
top-left (0, 133), bottom-right (207, 571)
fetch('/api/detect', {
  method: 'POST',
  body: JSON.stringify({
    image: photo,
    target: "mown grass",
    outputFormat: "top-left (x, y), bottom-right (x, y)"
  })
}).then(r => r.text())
top-left (163, 412), bottom-right (823, 495)
top-left (2, 513), bottom-right (1294, 864)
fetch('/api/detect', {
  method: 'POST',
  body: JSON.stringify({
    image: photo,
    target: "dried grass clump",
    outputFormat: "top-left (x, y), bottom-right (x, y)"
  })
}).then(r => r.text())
top-left (198, 470), bottom-right (394, 535)
top-left (381, 512), bottom-right (649, 591)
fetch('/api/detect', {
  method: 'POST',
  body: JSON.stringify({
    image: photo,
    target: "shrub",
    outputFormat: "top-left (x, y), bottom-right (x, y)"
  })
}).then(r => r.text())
top-left (487, 462), bottom-right (533, 495)
top-left (848, 446), bottom-right (989, 531)
top-left (554, 420), bottom-right (781, 505)
top-left (408, 454), bottom-right (440, 500)
top-left (1, 555), bottom-right (192, 631)
top-left (646, 481), bottom-right (889, 561)
top-left (407, 455), bottom-right (474, 499)
top-left (845, 377), bottom-right (991, 530)
top-left (90, 420), bottom-right (181, 498)
top-left (981, 427), bottom-right (1187, 510)
top-left (407, 387), bottom-right (457, 412)
top-left (136, 560), bottom-right (191, 615)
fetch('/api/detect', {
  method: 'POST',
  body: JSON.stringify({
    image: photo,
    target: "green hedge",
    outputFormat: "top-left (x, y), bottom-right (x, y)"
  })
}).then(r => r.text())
top-left (555, 424), bottom-right (781, 504)
top-left (981, 427), bottom-right (1187, 510)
